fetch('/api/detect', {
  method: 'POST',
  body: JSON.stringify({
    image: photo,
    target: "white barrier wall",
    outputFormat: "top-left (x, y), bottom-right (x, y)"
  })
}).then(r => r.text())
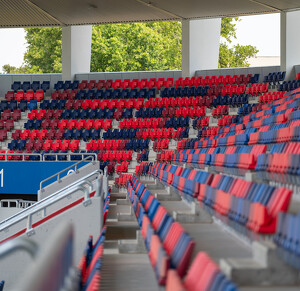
top-left (182, 18), bottom-right (221, 77)
top-left (281, 11), bottom-right (300, 80)
top-left (0, 194), bottom-right (101, 290)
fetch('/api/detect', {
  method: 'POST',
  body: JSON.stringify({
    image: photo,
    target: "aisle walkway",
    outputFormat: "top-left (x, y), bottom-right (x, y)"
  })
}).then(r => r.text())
top-left (100, 188), bottom-right (161, 291)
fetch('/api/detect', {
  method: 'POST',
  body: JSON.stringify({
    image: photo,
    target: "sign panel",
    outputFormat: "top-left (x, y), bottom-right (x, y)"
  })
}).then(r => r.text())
top-left (0, 162), bottom-right (89, 195)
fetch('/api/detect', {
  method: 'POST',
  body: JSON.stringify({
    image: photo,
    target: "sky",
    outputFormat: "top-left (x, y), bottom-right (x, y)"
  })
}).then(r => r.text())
top-left (0, 13), bottom-right (281, 73)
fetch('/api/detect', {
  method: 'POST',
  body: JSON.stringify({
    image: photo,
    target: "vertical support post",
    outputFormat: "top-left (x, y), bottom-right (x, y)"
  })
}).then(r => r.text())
top-left (182, 18), bottom-right (221, 77)
top-left (280, 11), bottom-right (300, 80)
top-left (103, 167), bottom-right (108, 199)
top-left (62, 25), bottom-right (92, 81)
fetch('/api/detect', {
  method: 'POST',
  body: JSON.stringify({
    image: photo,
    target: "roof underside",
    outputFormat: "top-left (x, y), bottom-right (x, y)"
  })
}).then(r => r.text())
top-left (1, 0), bottom-right (300, 27)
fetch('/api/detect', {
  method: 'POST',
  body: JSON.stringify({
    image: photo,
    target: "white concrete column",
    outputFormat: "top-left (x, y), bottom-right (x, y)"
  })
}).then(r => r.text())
top-left (280, 11), bottom-right (300, 80)
top-left (62, 25), bottom-right (92, 81)
top-left (182, 18), bottom-right (221, 78)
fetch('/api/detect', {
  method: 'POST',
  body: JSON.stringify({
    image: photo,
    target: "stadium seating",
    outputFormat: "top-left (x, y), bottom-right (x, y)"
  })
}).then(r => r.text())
top-left (127, 176), bottom-right (195, 284)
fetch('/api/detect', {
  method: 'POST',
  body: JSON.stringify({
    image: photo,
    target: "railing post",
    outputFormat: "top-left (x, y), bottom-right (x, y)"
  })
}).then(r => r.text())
top-left (26, 214), bottom-right (35, 237)
top-left (103, 167), bottom-right (108, 198)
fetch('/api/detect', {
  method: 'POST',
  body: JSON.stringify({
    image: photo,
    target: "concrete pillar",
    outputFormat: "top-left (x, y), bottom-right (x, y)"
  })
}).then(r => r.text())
top-left (62, 25), bottom-right (92, 81)
top-left (182, 18), bottom-right (221, 77)
top-left (280, 11), bottom-right (300, 80)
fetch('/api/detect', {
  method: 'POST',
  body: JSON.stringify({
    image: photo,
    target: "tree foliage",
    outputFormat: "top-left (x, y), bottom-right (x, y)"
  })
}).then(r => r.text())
top-left (2, 18), bottom-right (258, 73)
top-left (91, 22), bottom-right (181, 72)
top-left (219, 17), bottom-right (258, 68)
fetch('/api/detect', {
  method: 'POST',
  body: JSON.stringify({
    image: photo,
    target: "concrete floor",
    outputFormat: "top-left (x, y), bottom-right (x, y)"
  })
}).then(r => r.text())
top-left (100, 254), bottom-right (161, 291)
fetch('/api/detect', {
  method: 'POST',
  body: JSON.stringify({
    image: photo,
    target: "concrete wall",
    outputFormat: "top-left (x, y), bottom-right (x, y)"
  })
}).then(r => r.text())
top-left (75, 70), bottom-right (182, 83)
top-left (0, 194), bottom-right (101, 290)
top-left (0, 73), bottom-right (62, 97)
top-left (195, 66), bottom-right (281, 83)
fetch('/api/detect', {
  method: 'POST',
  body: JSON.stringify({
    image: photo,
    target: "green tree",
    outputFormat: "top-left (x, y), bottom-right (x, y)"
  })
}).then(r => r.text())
top-left (219, 17), bottom-right (258, 68)
top-left (23, 27), bottom-right (62, 73)
top-left (91, 22), bottom-right (181, 72)
top-left (3, 18), bottom-right (257, 73)
top-left (2, 64), bottom-right (27, 74)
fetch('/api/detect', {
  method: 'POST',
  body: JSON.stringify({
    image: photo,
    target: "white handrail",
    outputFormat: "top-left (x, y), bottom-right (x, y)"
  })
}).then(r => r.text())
top-left (39, 155), bottom-right (97, 191)
top-left (0, 170), bottom-right (103, 234)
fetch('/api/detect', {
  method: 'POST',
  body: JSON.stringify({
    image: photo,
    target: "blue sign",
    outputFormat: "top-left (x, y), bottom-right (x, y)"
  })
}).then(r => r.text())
top-left (0, 162), bottom-right (89, 195)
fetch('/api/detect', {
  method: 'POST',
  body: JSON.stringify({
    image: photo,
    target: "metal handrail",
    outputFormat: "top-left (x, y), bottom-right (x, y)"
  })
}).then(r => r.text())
top-left (42, 152), bottom-right (97, 162)
top-left (0, 184), bottom-right (90, 234)
top-left (0, 199), bottom-right (35, 208)
top-left (0, 152), bottom-right (43, 161)
top-left (39, 155), bottom-right (97, 191)
top-left (0, 237), bottom-right (39, 259)
top-left (0, 170), bottom-right (100, 231)
top-left (39, 169), bottom-right (102, 199)
top-left (0, 170), bottom-right (102, 229)
top-left (0, 152), bottom-right (97, 162)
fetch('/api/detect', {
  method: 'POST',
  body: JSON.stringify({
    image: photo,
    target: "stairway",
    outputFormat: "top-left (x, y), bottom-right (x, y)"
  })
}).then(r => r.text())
top-left (100, 186), bottom-right (160, 291)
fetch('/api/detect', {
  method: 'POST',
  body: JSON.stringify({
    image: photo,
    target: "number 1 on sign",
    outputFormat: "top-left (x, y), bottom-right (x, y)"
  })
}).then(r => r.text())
top-left (0, 169), bottom-right (3, 187)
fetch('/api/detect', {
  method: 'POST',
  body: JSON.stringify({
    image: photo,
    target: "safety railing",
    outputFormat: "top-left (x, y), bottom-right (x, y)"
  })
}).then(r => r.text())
top-left (0, 152), bottom-right (97, 162)
top-left (0, 152), bottom-right (42, 161)
top-left (0, 169), bottom-right (105, 238)
top-left (42, 152), bottom-right (97, 162)
top-left (0, 199), bottom-right (35, 209)
top-left (39, 154), bottom-right (97, 192)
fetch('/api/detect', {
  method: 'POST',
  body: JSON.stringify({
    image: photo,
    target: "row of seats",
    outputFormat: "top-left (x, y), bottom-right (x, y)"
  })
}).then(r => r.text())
top-left (166, 252), bottom-right (238, 291)
top-left (1, 109), bottom-right (21, 121)
top-left (77, 78), bottom-right (171, 91)
top-left (135, 162), bottom-right (151, 176)
top-left (78, 227), bottom-right (107, 291)
top-left (137, 150), bottom-right (149, 163)
top-left (156, 150), bottom-right (175, 163)
top-left (5, 90), bottom-right (44, 102)
top-left (11, 81), bottom-right (50, 92)
top-left (161, 84), bottom-right (247, 98)
top-left (274, 211), bottom-right (300, 269)
top-left (127, 176), bottom-right (195, 284)
top-left (114, 174), bottom-right (132, 188)
top-left (96, 150), bottom-right (133, 162)
top-left (212, 105), bottom-right (229, 118)
top-left (29, 108), bottom-right (133, 120)
top-left (0, 100), bottom-right (28, 112)
top-left (86, 139), bottom-right (128, 151)
top-left (212, 94), bottom-right (249, 107)
top-left (246, 83), bottom-right (269, 95)
top-left (45, 94), bottom-right (252, 112)
top-left (54, 80), bottom-right (79, 91)
top-left (119, 117), bottom-right (191, 129)
top-left (141, 128), bottom-right (189, 140)
top-left (258, 91), bottom-right (287, 104)
top-left (153, 139), bottom-right (170, 151)
top-left (87, 139), bottom-right (150, 152)
top-left (149, 162), bottom-right (292, 233)
top-left (25, 118), bottom-right (112, 131)
top-left (76, 88), bottom-right (155, 100)
top-left (14, 129), bottom-right (100, 142)
top-left (174, 145), bottom-right (266, 170)
top-left (0, 120), bottom-right (14, 132)
top-left (264, 71), bottom-right (286, 83)
top-left (278, 80), bottom-right (300, 92)
top-left (116, 161), bottom-right (129, 174)
top-left (55, 87), bottom-right (156, 100)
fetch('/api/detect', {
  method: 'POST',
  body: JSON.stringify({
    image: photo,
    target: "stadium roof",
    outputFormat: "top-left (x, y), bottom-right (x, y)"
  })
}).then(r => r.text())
top-left (1, 0), bottom-right (300, 27)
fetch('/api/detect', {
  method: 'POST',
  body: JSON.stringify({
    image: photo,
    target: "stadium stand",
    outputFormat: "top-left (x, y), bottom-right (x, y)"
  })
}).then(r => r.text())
top-left (2, 71), bottom-right (300, 290)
